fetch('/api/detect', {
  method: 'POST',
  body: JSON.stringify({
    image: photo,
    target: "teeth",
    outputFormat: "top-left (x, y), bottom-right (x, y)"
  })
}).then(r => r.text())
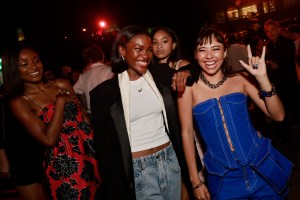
top-left (30, 72), bottom-right (39, 76)
top-left (206, 61), bottom-right (216, 65)
top-left (137, 61), bottom-right (147, 65)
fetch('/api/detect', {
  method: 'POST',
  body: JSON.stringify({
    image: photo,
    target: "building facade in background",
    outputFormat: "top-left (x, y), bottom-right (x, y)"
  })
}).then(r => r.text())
top-left (207, 0), bottom-right (300, 33)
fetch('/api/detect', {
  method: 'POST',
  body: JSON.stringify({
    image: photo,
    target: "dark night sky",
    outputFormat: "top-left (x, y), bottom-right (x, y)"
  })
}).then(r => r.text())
top-left (1, 0), bottom-right (209, 71)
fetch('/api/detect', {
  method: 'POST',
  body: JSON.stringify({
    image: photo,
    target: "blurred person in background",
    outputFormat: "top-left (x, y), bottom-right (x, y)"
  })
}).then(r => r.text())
top-left (67, 68), bottom-right (81, 85)
top-left (43, 69), bottom-right (56, 82)
top-left (226, 33), bottom-right (248, 72)
top-left (264, 19), bottom-right (300, 142)
top-left (73, 44), bottom-right (114, 115)
top-left (249, 35), bottom-right (265, 57)
top-left (59, 65), bottom-right (72, 79)
top-left (288, 23), bottom-right (300, 83)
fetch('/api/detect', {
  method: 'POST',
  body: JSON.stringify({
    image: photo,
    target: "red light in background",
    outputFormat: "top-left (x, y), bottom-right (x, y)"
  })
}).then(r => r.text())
top-left (99, 20), bottom-right (107, 28)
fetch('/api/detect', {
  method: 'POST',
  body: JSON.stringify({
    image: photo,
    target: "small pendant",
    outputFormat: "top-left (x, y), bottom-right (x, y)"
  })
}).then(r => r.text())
top-left (138, 88), bottom-right (142, 92)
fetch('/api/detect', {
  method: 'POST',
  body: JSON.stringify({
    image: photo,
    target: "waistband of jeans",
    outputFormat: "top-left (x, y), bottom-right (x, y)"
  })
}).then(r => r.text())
top-left (132, 143), bottom-right (174, 168)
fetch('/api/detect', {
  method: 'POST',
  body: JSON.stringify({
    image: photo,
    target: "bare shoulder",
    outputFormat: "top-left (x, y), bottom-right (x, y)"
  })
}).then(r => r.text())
top-left (53, 78), bottom-right (70, 86)
top-left (229, 71), bottom-right (253, 81)
top-left (52, 78), bottom-right (73, 91)
top-left (9, 96), bottom-right (31, 113)
top-left (10, 96), bottom-right (27, 107)
top-left (239, 71), bottom-right (257, 85)
top-left (228, 72), bottom-right (258, 91)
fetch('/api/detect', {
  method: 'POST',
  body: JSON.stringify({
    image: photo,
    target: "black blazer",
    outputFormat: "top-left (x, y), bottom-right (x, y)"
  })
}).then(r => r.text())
top-left (90, 76), bottom-right (186, 200)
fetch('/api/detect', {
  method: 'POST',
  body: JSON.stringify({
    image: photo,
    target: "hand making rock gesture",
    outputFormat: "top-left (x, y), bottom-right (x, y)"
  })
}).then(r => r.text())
top-left (239, 45), bottom-right (267, 78)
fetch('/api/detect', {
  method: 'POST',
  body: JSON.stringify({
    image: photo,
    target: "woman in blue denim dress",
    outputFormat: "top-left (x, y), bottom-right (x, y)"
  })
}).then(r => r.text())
top-left (178, 26), bottom-right (293, 200)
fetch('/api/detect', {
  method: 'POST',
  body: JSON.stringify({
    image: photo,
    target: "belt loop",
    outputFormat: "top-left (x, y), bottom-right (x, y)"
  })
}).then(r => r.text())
top-left (164, 149), bottom-right (167, 161)
top-left (141, 158), bottom-right (146, 169)
top-left (163, 145), bottom-right (168, 160)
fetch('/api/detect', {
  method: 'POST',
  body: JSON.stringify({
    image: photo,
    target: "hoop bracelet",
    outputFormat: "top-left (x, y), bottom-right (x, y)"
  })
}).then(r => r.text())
top-left (258, 84), bottom-right (276, 99)
top-left (193, 180), bottom-right (204, 190)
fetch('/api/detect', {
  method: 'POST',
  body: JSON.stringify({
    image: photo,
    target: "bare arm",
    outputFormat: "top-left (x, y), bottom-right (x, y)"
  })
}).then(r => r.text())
top-left (177, 86), bottom-right (210, 200)
top-left (10, 79), bottom-right (77, 147)
top-left (239, 45), bottom-right (285, 121)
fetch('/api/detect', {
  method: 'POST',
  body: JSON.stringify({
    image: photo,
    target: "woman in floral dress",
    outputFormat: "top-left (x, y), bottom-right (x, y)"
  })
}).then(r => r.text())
top-left (2, 41), bottom-right (100, 200)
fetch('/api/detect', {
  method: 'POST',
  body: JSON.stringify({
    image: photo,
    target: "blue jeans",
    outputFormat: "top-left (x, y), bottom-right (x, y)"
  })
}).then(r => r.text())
top-left (207, 163), bottom-right (287, 200)
top-left (133, 143), bottom-right (181, 200)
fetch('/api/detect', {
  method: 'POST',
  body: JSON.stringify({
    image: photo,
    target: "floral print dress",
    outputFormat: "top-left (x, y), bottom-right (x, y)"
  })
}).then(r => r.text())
top-left (38, 102), bottom-right (101, 200)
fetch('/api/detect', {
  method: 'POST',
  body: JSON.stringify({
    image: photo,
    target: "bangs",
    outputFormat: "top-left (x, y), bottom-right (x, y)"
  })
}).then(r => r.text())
top-left (195, 27), bottom-right (225, 49)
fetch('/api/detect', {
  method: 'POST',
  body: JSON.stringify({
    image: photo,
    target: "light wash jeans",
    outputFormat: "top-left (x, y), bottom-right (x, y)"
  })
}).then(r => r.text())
top-left (133, 143), bottom-right (181, 200)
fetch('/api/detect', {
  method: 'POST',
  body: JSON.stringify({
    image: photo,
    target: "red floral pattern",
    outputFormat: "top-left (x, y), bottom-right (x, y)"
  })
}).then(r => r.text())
top-left (39, 102), bottom-right (100, 200)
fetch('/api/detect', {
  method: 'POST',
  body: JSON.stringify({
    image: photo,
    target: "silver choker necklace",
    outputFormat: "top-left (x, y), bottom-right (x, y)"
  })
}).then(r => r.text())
top-left (199, 73), bottom-right (227, 89)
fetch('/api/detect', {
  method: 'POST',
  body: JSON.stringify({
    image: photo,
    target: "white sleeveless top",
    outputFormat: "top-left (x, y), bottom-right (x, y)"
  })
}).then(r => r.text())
top-left (129, 76), bottom-right (169, 152)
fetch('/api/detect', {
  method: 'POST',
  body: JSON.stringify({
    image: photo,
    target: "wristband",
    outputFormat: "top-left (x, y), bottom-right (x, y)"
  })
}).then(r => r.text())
top-left (193, 180), bottom-right (204, 190)
top-left (258, 84), bottom-right (276, 99)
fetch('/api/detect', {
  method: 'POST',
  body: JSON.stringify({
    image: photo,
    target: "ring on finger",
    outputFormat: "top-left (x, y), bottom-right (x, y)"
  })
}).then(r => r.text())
top-left (252, 63), bottom-right (258, 69)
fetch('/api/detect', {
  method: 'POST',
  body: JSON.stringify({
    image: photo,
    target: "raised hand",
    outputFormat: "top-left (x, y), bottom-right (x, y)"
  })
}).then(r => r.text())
top-left (239, 45), bottom-right (267, 78)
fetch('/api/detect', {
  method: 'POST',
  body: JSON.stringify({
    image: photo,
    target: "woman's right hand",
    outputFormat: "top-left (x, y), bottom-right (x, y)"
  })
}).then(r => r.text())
top-left (239, 45), bottom-right (267, 78)
top-left (193, 183), bottom-right (210, 200)
top-left (56, 90), bottom-right (77, 104)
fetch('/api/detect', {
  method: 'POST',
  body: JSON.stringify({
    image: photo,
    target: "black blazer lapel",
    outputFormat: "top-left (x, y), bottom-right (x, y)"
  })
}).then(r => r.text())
top-left (111, 97), bottom-right (134, 186)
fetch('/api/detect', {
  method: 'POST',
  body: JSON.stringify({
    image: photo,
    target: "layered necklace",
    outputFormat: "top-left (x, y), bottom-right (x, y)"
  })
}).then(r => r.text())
top-left (199, 72), bottom-right (227, 89)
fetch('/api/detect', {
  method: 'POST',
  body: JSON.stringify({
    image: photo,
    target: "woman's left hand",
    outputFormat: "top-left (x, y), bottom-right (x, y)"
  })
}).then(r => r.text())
top-left (239, 45), bottom-right (267, 78)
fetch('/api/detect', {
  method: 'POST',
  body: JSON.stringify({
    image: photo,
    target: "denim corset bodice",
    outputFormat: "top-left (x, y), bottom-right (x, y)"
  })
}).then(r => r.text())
top-left (193, 93), bottom-right (261, 169)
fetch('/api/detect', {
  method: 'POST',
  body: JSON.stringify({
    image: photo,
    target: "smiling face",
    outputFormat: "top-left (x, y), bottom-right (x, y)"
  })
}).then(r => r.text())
top-left (152, 30), bottom-right (176, 63)
top-left (18, 48), bottom-right (43, 83)
top-left (119, 34), bottom-right (153, 80)
top-left (195, 35), bottom-right (226, 76)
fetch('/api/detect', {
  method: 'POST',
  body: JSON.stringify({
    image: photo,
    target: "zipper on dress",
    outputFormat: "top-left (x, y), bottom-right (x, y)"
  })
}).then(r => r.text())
top-left (218, 98), bottom-right (235, 152)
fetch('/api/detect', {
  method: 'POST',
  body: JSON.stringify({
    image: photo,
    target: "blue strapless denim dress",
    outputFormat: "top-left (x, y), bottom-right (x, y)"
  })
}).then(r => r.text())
top-left (193, 93), bottom-right (293, 194)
